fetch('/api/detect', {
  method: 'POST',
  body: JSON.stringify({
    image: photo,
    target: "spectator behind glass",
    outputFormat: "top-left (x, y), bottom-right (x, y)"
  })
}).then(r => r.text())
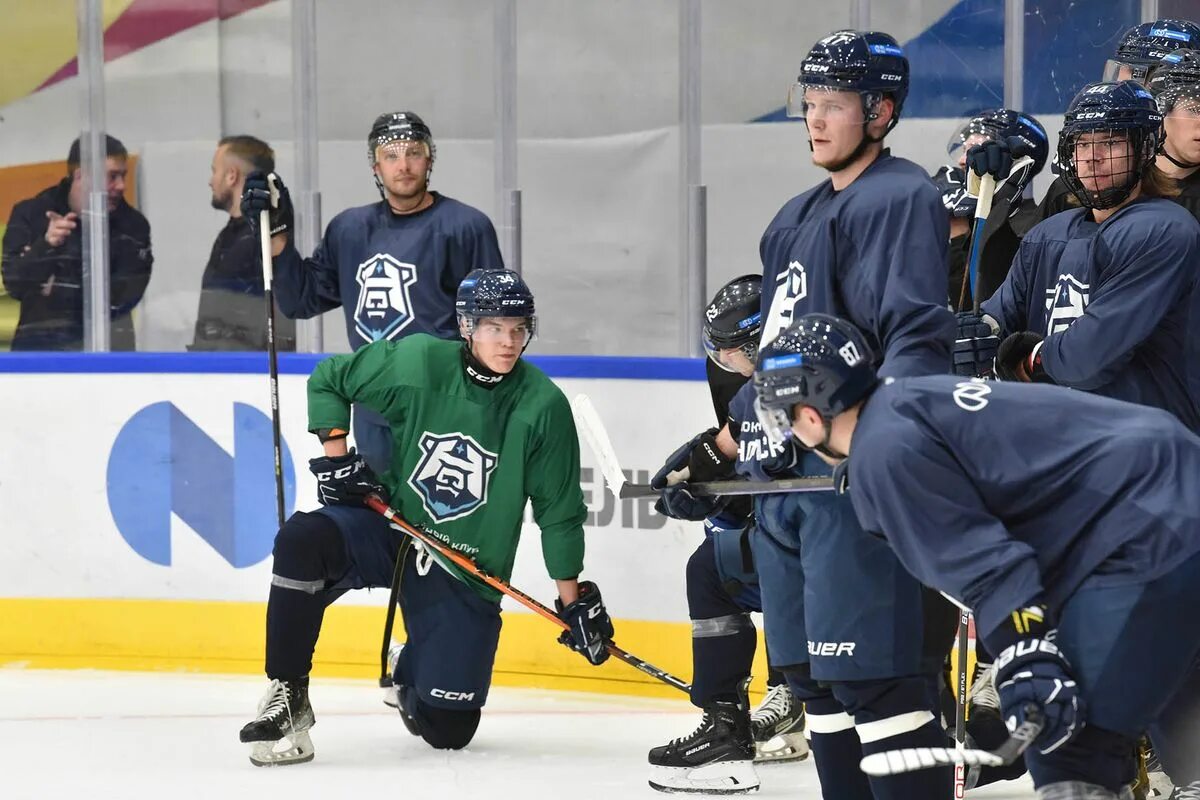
top-left (190, 135), bottom-right (296, 351)
top-left (0, 134), bottom-right (153, 350)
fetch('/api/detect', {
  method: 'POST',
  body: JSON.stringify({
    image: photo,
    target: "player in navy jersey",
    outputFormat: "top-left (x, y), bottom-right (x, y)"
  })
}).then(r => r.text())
top-left (241, 111), bottom-right (503, 472)
top-left (956, 81), bottom-right (1200, 432)
top-left (646, 275), bottom-right (807, 795)
top-left (652, 30), bottom-right (957, 800)
top-left (754, 313), bottom-right (1200, 800)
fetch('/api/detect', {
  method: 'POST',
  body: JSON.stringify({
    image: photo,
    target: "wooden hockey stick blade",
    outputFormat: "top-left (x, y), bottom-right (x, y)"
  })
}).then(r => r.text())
top-left (365, 496), bottom-right (691, 694)
top-left (571, 394), bottom-right (628, 496)
top-left (619, 475), bottom-right (834, 499)
top-left (859, 709), bottom-right (1043, 776)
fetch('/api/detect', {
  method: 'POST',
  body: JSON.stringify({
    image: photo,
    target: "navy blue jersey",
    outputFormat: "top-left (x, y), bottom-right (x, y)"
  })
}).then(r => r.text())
top-left (273, 192), bottom-right (503, 347)
top-left (849, 375), bottom-right (1200, 641)
top-left (759, 150), bottom-right (954, 379)
top-left (982, 198), bottom-right (1200, 430)
top-left (727, 381), bottom-right (802, 482)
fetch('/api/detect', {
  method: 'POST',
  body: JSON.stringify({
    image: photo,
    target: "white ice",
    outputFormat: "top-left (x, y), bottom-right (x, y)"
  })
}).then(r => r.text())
top-left (0, 668), bottom-right (1037, 800)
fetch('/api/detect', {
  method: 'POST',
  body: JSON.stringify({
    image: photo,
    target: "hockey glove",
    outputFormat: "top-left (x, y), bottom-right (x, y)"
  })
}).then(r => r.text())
top-left (241, 171), bottom-right (293, 237)
top-left (652, 428), bottom-right (730, 489)
top-left (309, 448), bottom-right (389, 507)
top-left (954, 312), bottom-right (1001, 378)
top-left (655, 485), bottom-right (729, 521)
top-left (984, 603), bottom-right (1084, 754)
top-left (555, 581), bottom-right (614, 666)
top-left (995, 332), bottom-right (1050, 383)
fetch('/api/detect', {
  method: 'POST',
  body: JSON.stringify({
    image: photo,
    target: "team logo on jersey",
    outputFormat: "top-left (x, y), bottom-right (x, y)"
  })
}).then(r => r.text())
top-left (1044, 274), bottom-right (1090, 335)
top-left (408, 432), bottom-right (499, 522)
top-left (762, 261), bottom-right (808, 345)
top-left (952, 380), bottom-right (991, 412)
top-left (353, 254), bottom-right (419, 343)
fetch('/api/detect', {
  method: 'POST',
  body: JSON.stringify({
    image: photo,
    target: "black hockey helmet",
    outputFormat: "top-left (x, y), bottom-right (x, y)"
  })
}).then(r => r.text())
top-left (1058, 81), bottom-right (1163, 210)
top-left (753, 314), bottom-right (878, 446)
top-left (369, 111), bottom-right (435, 195)
top-left (1149, 48), bottom-right (1200, 110)
top-left (1105, 19), bottom-right (1200, 84)
top-left (456, 269), bottom-right (537, 342)
top-left (703, 274), bottom-right (763, 372)
top-left (788, 30), bottom-right (910, 131)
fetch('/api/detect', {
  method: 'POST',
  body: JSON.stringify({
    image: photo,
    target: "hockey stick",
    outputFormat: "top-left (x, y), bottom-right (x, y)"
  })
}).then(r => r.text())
top-left (260, 176), bottom-right (286, 529)
top-left (859, 706), bottom-right (1043, 777)
top-left (364, 496), bottom-right (691, 695)
top-left (571, 394), bottom-right (834, 499)
top-left (952, 610), bottom-right (976, 795)
top-left (965, 172), bottom-right (996, 307)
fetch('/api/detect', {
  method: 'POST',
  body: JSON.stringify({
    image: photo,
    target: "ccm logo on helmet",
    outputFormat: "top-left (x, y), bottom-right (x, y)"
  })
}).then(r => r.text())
top-left (501, 299), bottom-right (526, 305)
top-left (430, 688), bottom-right (476, 702)
top-left (1075, 111), bottom-right (1107, 119)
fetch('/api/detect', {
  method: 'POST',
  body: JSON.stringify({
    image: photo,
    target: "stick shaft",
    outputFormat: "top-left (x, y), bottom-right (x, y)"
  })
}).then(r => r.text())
top-left (619, 475), bottom-right (833, 498)
top-left (260, 208), bottom-right (285, 528)
top-left (365, 496), bottom-right (691, 694)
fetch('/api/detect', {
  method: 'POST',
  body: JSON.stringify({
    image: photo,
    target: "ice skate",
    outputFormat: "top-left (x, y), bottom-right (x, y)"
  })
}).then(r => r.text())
top-left (382, 640), bottom-right (404, 709)
top-left (648, 680), bottom-right (759, 794)
top-left (239, 678), bottom-right (315, 767)
top-left (750, 683), bottom-right (808, 764)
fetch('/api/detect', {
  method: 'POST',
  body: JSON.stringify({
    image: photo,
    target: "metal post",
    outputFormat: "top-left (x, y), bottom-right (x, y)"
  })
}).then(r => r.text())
top-left (495, 0), bottom-right (520, 272)
top-left (291, 0), bottom-right (323, 352)
top-left (1004, 0), bottom-right (1024, 111)
top-left (1141, 0), bottom-right (1160, 22)
top-left (77, 0), bottom-right (110, 351)
top-left (850, 0), bottom-right (871, 30)
top-left (679, 0), bottom-right (704, 357)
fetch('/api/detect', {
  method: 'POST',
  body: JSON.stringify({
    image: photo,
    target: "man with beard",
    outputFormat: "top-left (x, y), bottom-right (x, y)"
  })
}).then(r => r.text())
top-left (190, 135), bottom-right (295, 351)
top-left (243, 111), bottom-right (503, 472)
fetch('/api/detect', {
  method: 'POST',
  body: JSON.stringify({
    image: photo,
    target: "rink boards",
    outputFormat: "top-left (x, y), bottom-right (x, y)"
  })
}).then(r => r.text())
top-left (0, 352), bottom-right (769, 697)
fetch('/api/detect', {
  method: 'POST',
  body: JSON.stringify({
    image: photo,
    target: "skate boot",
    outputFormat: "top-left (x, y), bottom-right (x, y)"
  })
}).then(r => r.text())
top-left (750, 683), bottom-right (808, 764)
top-left (239, 678), bottom-right (315, 767)
top-left (648, 679), bottom-right (759, 794)
top-left (968, 661), bottom-right (1000, 712)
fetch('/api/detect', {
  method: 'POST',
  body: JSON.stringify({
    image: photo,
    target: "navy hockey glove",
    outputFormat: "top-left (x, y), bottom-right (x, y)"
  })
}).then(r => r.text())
top-left (995, 331), bottom-right (1050, 383)
top-left (241, 171), bottom-right (293, 236)
top-left (308, 448), bottom-right (389, 507)
top-left (954, 312), bottom-right (1001, 378)
top-left (984, 604), bottom-right (1084, 754)
top-left (966, 139), bottom-right (1013, 182)
top-left (656, 485), bottom-right (729, 521)
top-left (555, 581), bottom-right (614, 666)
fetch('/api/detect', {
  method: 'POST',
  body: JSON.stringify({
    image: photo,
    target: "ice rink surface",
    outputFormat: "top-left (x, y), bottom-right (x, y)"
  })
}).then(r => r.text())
top-left (0, 669), bottom-right (1038, 799)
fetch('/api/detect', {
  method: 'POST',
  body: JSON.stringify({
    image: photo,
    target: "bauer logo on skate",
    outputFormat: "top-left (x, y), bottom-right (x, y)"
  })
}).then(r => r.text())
top-left (353, 253), bottom-right (419, 343)
top-left (408, 432), bottom-right (499, 522)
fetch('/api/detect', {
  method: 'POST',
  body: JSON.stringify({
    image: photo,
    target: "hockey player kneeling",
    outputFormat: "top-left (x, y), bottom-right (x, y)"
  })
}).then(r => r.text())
top-left (238, 269), bottom-right (614, 766)
top-left (754, 313), bottom-right (1200, 799)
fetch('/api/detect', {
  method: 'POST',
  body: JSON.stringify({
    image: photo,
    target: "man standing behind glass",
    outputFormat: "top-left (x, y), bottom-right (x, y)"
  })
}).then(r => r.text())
top-left (190, 135), bottom-right (296, 351)
top-left (1, 134), bottom-right (153, 350)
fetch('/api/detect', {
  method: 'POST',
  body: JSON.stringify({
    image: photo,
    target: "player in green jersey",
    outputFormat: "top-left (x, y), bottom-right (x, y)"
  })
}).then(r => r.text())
top-left (238, 268), bottom-right (615, 767)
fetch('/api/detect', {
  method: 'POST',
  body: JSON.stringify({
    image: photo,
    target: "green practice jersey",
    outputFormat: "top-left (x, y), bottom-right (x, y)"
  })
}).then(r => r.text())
top-left (307, 334), bottom-right (586, 600)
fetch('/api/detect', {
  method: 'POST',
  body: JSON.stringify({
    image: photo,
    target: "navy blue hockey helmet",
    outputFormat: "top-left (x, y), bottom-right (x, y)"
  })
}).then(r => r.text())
top-left (1105, 19), bottom-right (1200, 83)
top-left (456, 268), bottom-right (537, 342)
top-left (947, 108), bottom-right (1049, 177)
top-left (703, 274), bottom-right (762, 373)
top-left (753, 314), bottom-right (878, 446)
top-left (1149, 48), bottom-right (1200, 109)
top-left (1057, 81), bottom-right (1164, 209)
top-left (787, 30), bottom-right (909, 131)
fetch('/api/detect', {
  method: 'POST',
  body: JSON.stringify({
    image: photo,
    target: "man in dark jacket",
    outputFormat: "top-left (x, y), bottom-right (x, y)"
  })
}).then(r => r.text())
top-left (1, 134), bottom-right (153, 350)
top-left (190, 135), bottom-right (295, 351)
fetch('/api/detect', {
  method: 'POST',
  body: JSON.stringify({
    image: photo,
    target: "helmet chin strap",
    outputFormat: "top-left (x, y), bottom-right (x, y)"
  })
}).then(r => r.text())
top-left (1161, 145), bottom-right (1200, 170)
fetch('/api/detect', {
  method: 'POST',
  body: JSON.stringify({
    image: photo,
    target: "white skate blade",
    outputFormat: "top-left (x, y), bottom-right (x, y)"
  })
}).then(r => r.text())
top-left (248, 731), bottom-right (314, 767)
top-left (754, 731), bottom-right (809, 764)
top-left (648, 759), bottom-right (760, 794)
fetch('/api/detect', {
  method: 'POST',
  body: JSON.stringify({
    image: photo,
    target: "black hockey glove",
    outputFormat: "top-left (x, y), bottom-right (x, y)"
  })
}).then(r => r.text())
top-left (995, 331), bottom-right (1050, 383)
top-left (308, 448), bottom-right (389, 507)
top-left (241, 171), bottom-right (293, 237)
top-left (954, 311), bottom-right (1001, 378)
top-left (650, 429), bottom-right (735, 521)
top-left (555, 581), bottom-right (614, 666)
top-left (983, 603), bottom-right (1084, 754)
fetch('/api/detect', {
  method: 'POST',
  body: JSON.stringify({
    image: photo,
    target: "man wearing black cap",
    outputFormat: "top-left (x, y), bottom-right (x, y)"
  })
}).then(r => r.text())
top-left (1, 134), bottom-right (153, 350)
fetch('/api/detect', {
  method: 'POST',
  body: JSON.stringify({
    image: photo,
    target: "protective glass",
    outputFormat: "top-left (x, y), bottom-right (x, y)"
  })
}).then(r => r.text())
top-left (753, 395), bottom-right (794, 450)
top-left (786, 84), bottom-right (871, 126)
top-left (1102, 59), bottom-right (1152, 84)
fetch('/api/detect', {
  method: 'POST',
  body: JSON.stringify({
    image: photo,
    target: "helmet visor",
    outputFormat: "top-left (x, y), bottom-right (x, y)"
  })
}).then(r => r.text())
top-left (753, 395), bottom-right (794, 450)
top-left (1102, 59), bottom-right (1152, 84)
top-left (946, 126), bottom-right (996, 168)
top-left (786, 84), bottom-right (871, 127)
